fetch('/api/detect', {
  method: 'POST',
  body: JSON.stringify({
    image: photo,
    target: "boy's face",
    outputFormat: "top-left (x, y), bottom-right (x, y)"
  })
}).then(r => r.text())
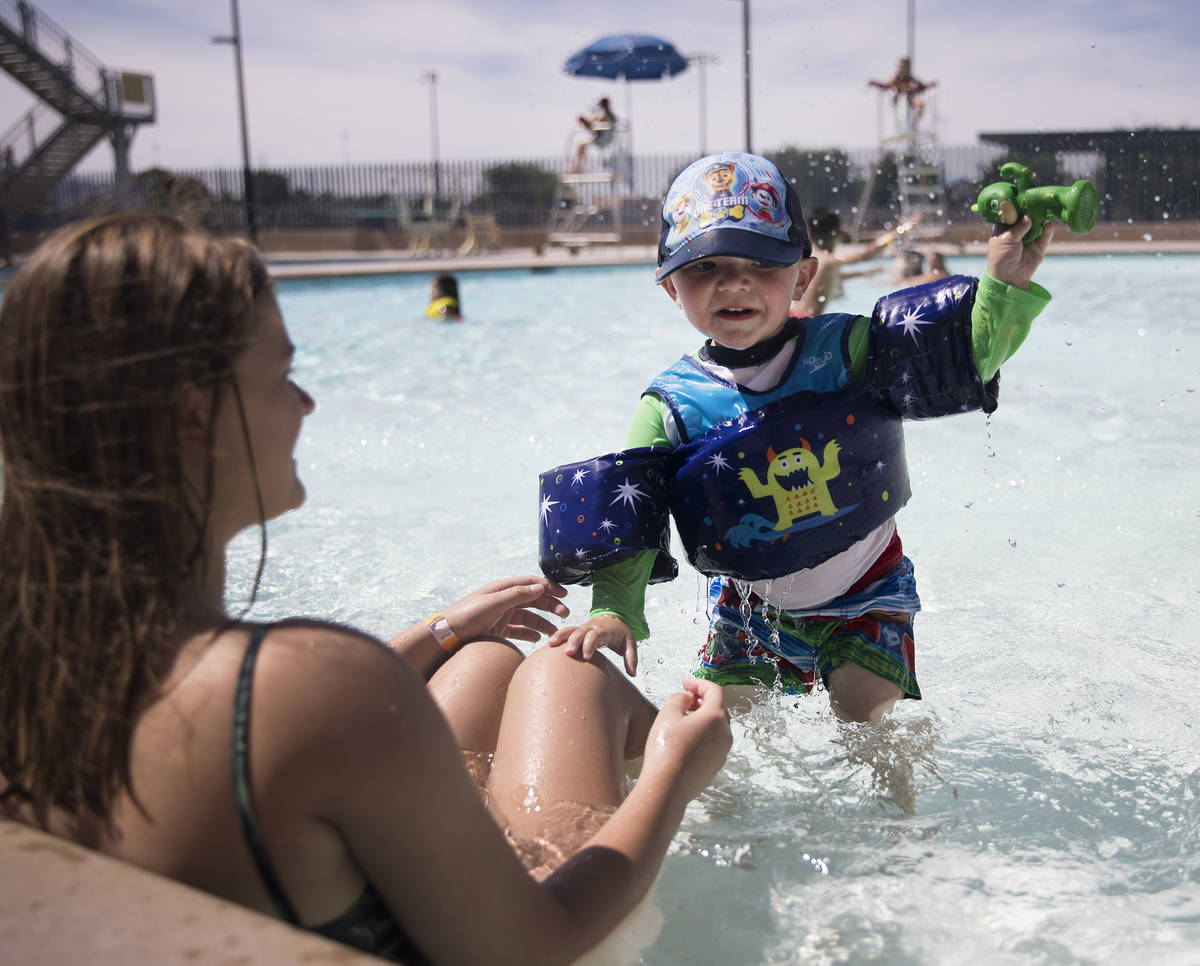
top-left (661, 255), bottom-right (817, 350)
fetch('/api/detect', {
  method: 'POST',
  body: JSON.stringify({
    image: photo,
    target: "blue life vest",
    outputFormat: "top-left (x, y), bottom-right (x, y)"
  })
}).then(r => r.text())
top-left (539, 276), bottom-right (991, 584)
top-left (646, 313), bottom-right (857, 441)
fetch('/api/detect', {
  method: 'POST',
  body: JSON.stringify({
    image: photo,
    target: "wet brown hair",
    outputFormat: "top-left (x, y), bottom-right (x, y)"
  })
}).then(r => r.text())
top-left (0, 213), bottom-right (270, 829)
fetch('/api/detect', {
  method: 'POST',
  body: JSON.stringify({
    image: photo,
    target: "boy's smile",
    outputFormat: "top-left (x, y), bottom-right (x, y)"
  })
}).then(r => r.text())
top-left (661, 255), bottom-right (816, 351)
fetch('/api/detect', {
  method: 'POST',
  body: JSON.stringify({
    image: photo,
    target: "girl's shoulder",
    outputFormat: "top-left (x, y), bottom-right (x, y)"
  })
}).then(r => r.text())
top-left (239, 618), bottom-right (419, 693)
top-left (184, 618), bottom-right (425, 728)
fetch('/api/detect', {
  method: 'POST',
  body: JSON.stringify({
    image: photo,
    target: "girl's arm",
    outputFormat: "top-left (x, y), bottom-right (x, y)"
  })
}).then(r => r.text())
top-left (261, 627), bottom-right (729, 966)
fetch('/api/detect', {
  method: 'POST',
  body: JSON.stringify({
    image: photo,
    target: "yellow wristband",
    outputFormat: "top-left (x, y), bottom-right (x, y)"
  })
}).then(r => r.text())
top-left (423, 613), bottom-right (460, 653)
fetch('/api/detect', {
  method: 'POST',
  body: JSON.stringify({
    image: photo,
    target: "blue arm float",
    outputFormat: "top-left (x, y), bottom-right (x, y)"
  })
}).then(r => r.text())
top-left (866, 274), bottom-right (1000, 418)
top-left (538, 447), bottom-right (678, 585)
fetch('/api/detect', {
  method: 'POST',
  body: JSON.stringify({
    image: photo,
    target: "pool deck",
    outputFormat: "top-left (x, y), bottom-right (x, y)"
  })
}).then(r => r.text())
top-left (0, 820), bottom-right (381, 964)
top-left (265, 236), bottom-right (1200, 281)
top-left (3, 235), bottom-right (1196, 290)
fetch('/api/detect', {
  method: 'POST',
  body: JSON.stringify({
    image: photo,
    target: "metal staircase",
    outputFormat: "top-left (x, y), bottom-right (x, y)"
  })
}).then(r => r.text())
top-left (0, 0), bottom-right (155, 221)
top-left (891, 129), bottom-right (945, 229)
top-left (852, 130), bottom-right (946, 242)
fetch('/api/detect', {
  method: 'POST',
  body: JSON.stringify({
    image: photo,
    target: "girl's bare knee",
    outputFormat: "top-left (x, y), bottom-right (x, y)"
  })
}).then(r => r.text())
top-left (509, 647), bottom-right (652, 758)
top-left (454, 637), bottom-right (524, 674)
top-left (510, 642), bottom-right (606, 692)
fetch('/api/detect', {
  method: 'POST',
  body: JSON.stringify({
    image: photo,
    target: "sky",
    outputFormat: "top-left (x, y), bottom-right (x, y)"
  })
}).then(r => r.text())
top-left (2, 0), bottom-right (1198, 175)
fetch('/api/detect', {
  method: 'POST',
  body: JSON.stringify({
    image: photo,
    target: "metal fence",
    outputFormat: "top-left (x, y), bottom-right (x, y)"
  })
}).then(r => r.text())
top-left (12, 134), bottom-right (1200, 239)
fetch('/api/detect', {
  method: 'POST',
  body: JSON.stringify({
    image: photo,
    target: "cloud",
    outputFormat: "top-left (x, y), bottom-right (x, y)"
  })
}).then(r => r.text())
top-left (2, 0), bottom-right (1196, 175)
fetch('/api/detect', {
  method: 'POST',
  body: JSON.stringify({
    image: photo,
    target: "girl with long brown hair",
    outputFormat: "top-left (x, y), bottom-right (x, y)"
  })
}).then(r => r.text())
top-left (0, 213), bottom-right (730, 965)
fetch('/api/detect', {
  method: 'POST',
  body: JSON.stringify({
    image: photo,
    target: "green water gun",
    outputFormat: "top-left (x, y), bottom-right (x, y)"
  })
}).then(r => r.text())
top-left (971, 162), bottom-right (1098, 243)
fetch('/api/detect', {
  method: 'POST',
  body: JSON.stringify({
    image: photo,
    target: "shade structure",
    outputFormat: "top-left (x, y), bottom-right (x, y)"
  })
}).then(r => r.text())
top-left (562, 33), bottom-right (689, 81)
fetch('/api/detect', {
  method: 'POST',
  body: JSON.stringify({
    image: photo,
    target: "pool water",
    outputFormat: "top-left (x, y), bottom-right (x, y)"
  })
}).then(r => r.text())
top-left (229, 253), bottom-right (1200, 965)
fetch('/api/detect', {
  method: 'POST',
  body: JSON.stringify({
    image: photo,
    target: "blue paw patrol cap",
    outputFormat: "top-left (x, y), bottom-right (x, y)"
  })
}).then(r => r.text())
top-left (656, 152), bottom-right (812, 281)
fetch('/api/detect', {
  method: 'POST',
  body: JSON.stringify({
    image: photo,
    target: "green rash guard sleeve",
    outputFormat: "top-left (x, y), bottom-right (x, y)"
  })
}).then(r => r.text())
top-left (966, 273), bottom-right (1051, 382)
top-left (588, 393), bottom-right (675, 640)
top-left (846, 271), bottom-right (1052, 382)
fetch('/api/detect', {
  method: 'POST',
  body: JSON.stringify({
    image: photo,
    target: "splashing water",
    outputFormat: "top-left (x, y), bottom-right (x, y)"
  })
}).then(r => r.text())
top-left (229, 254), bottom-right (1200, 964)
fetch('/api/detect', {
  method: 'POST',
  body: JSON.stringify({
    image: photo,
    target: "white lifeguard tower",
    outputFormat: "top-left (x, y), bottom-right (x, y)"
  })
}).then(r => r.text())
top-left (855, 54), bottom-right (946, 240)
top-left (545, 119), bottom-right (632, 253)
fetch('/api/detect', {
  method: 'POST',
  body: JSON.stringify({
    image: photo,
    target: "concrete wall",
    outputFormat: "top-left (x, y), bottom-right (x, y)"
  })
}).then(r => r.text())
top-left (0, 820), bottom-right (384, 965)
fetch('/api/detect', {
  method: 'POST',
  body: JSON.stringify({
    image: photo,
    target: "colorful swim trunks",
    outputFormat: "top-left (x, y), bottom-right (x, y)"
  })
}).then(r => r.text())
top-left (694, 579), bottom-right (920, 698)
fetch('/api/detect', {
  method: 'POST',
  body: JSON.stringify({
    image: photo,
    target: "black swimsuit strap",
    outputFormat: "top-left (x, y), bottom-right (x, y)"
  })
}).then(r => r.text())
top-left (232, 622), bottom-right (302, 925)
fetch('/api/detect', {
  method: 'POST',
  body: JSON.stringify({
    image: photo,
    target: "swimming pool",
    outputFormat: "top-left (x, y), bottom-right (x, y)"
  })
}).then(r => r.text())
top-left (229, 253), bottom-right (1200, 965)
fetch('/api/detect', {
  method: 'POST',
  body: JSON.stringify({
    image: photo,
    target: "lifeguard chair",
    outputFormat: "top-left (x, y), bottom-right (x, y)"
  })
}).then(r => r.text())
top-left (854, 56), bottom-right (946, 242)
top-left (545, 120), bottom-right (631, 253)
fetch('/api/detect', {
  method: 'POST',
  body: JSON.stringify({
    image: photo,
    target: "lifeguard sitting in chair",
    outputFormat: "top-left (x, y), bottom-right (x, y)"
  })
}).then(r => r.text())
top-left (568, 97), bottom-right (616, 173)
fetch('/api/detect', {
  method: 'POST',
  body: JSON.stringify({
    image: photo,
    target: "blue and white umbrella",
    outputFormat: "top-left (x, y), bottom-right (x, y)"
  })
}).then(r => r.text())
top-left (562, 34), bottom-right (689, 81)
top-left (563, 34), bottom-right (689, 160)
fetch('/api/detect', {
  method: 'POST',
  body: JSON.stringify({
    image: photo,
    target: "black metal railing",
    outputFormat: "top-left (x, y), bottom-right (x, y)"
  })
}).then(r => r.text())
top-left (0, 0), bottom-right (110, 110)
top-left (0, 0), bottom-right (155, 179)
top-left (10, 135), bottom-right (1200, 240)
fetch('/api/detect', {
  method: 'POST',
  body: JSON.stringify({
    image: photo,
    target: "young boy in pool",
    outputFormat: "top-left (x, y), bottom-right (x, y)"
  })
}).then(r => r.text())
top-left (539, 152), bottom-right (1055, 722)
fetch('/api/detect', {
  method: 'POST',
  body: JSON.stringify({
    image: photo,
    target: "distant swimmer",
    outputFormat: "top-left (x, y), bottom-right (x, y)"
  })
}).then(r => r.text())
top-left (425, 273), bottom-right (462, 320)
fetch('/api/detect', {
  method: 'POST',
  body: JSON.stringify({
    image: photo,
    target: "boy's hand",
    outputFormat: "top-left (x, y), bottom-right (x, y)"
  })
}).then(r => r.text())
top-left (546, 614), bottom-right (639, 676)
top-left (986, 215), bottom-right (1054, 290)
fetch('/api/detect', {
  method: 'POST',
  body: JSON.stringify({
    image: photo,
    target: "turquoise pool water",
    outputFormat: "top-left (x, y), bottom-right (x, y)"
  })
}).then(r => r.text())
top-left (229, 253), bottom-right (1200, 965)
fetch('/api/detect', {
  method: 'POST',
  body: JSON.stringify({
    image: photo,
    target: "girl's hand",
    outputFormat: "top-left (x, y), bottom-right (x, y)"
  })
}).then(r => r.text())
top-left (546, 614), bottom-right (639, 676)
top-left (441, 576), bottom-right (569, 645)
top-left (641, 679), bottom-right (732, 799)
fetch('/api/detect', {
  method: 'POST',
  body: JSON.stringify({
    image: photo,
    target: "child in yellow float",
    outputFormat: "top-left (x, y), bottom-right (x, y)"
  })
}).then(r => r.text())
top-left (425, 273), bottom-right (462, 320)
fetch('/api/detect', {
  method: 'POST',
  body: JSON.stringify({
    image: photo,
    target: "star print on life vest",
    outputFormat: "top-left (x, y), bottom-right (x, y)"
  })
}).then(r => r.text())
top-left (890, 305), bottom-right (935, 343)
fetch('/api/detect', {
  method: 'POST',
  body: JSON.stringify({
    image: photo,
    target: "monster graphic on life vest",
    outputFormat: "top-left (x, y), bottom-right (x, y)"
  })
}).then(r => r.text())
top-left (737, 439), bottom-right (843, 530)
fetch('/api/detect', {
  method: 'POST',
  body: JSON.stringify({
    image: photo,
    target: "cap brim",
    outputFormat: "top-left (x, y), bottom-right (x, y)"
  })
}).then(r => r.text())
top-left (656, 227), bottom-right (808, 282)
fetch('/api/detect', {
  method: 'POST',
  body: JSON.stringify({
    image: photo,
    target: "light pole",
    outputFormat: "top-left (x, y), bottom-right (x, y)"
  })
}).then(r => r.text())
top-left (421, 70), bottom-right (440, 199)
top-left (906, 0), bottom-right (916, 134)
top-left (211, 0), bottom-right (257, 243)
top-left (688, 53), bottom-right (718, 155)
top-left (730, 0), bottom-right (751, 153)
